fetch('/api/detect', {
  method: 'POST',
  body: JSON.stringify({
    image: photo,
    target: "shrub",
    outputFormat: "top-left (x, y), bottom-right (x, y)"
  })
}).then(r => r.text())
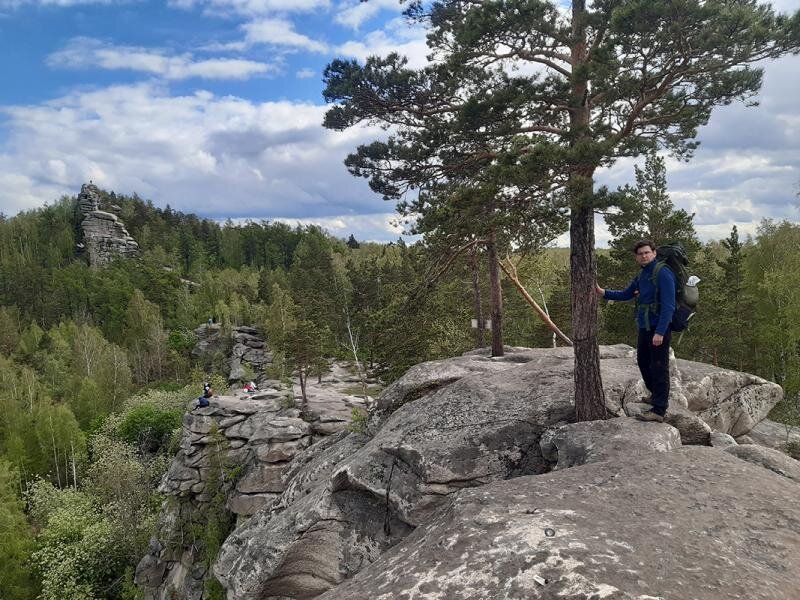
top-left (117, 403), bottom-right (183, 453)
top-left (348, 407), bottom-right (368, 434)
top-left (784, 440), bottom-right (800, 461)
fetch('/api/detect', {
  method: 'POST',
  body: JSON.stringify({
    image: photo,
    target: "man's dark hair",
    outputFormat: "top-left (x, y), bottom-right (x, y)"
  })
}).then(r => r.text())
top-left (632, 239), bottom-right (656, 254)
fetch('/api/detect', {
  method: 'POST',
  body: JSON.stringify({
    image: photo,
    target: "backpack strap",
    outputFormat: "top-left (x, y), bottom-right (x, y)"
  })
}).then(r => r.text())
top-left (636, 262), bottom-right (664, 331)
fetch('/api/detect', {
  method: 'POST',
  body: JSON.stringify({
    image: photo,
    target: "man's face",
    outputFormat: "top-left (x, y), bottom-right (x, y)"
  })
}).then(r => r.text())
top-left (635, 246), bottom-right (656, 267)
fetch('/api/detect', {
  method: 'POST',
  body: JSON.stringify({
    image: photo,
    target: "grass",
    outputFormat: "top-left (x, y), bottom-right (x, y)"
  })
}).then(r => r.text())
top-left (341, 385), bottom-right (383, 398)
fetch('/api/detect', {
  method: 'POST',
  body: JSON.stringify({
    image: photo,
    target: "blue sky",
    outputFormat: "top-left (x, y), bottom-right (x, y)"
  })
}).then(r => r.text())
top-left (1, 0), bottom-right (799, 244)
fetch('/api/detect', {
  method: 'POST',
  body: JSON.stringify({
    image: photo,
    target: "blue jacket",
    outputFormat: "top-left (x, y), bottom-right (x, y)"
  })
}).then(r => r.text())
top-left (604, 260), bottom-right (676, 335)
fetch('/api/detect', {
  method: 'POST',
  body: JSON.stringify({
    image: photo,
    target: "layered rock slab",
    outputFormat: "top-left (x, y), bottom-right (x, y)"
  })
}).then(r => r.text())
top-left (214, 353), bottom-right (582, 598)
top-left (212, 345), bottom-right (788, 599)
top-left (136, 394), bottom-right (315, 600)
top-left (76, 183), bottom-right (139, 267)
top-left (323, 447), bottom-right (800, 600)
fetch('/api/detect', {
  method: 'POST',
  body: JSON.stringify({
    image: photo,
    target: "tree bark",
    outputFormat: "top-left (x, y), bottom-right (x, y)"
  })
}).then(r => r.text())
top-left (469, 250), bottom-right (486, 348)
top-left (570, 0), bottom-right (605, 421)
top-left (570, 204), bottom-right (606, 421)
top-left (486, 231), bottom-right (504, 357)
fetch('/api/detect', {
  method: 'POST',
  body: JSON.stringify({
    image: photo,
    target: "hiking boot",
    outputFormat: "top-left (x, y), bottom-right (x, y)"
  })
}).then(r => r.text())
top-left (636, 410), bottom-right (664, 423)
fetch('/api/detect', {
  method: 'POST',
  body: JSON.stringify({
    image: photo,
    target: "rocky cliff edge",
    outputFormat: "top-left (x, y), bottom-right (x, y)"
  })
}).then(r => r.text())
top-left (139, 344), bottom-right (799, 600)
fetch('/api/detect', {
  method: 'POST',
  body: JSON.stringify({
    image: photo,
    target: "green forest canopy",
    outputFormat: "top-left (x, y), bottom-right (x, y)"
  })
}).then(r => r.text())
top-left (0, 184), bottom-right (798, 598)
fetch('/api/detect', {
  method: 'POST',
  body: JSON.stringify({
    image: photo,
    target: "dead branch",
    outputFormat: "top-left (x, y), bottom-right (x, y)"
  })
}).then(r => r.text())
top-left (500, 257), bottom-right (573, 346)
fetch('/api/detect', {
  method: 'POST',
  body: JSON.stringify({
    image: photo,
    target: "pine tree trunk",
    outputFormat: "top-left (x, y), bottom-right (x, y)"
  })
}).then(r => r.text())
top-left (570, 204), bottom-right (606, 421)
top-left (486, 231), bottom-right (503, 357)
top-left (299, 370), bottom-right (307, 408)
top-left (469, 250), bottom-right (485, 348)
top-left (569, 0), bottom-right (605, 421)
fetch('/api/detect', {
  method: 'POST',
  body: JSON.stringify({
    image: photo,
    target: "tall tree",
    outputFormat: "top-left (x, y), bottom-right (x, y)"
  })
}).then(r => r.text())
top-left (716, 226), bottom-right (750, 371)
top-left (0, 460), bottom-right (37, 600)
top-left (324, 0), bottom-right (799, 420)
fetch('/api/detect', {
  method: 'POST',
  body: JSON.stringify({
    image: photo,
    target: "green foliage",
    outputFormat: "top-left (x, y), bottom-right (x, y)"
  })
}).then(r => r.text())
top-left (28, 481), bottom-right (126, 600)
top-left (116, 403), bottom-right (183, 453)
top-left (0, 305), bottom-right (22, 355)
top-left (286, 319), bottom-right (327, 406)
top-left (348, 407), bottom-right (368, 434)
top-left (0, 460), bottom-right (38, 600)
top-left (204, 576), bottom-right (226, 600)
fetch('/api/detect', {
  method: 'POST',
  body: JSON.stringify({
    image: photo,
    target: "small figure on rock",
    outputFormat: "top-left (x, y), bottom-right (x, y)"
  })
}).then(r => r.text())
top-left (596, 239), bottom-right (676, 423)
top-left (196, 382), bottom-right (213, 408)
top-left (244, 381), bottom-right (257, 393)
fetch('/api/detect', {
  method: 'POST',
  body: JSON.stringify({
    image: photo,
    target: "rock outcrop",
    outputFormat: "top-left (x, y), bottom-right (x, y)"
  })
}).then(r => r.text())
top-left (136, 371), bottom-right (372, 600)
top-left (140, 344), bottom-right (794, 599)
top-left (76, 183), bottom-right (139, 267)
top-left (323, 447), bottom-right (800, 600)
top-left (135, 393), bottom-right (317, 599)
top-left (192, 324), bottom-right (274, 384)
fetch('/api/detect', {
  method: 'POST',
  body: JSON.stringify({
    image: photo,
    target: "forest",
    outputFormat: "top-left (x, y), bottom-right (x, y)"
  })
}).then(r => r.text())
top-left (1, 152), bottom-right (799, 599)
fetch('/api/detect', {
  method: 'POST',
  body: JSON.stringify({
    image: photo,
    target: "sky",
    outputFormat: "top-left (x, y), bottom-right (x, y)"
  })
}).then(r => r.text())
top-left (0, 0), bottom-right (798, 245)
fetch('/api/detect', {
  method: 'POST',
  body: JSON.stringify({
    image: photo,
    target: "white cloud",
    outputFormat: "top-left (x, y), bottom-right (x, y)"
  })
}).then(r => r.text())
top-left (273, 212), bottom-right (405, 241)
top-left (168, 0), bottom-right (329, 17)
top-left (336, 17), bottom-right (429, 69)
top-left (47, 38), bottom-right (276, 80)
top-left (296, 68), bottom-right (316, 79)
top-left (334, 0), bottom-right (401, 30)
top-left (0, 0), bottom-right (123, 7)
top-left (0, 82), bottom-right (401, 239)
top-left (242, 18), bottom-right (328, 53)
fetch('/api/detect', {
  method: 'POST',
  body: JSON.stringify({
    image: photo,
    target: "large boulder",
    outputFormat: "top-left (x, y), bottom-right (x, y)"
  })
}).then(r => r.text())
top-left (322, 447), bottom-right (800, 600)
top-left (677, 359), bottom-right (783, 436)
top-left (140, 346), bottom-right (791, 599)
top-left (540, 417), bottom-right (682, 470)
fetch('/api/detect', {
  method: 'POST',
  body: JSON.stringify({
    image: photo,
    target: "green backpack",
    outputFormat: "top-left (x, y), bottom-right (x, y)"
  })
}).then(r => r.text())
top-left (638, 243), bottom-right (698, 332)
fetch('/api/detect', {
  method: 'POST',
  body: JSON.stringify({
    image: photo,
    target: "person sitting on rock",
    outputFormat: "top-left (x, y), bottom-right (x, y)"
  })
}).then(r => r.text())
top-left (196, 383), bottom-right (213, 408)
top-left (244, 381), bottom-right (257, 393)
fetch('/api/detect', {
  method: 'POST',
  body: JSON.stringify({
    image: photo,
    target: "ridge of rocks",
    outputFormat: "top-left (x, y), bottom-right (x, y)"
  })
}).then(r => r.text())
top-left (138, 344), bottom-right (798, 600)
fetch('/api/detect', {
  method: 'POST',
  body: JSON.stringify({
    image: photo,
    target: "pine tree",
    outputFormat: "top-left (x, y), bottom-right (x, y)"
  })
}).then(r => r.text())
top-left (324, 1), bottom-right (799, 420)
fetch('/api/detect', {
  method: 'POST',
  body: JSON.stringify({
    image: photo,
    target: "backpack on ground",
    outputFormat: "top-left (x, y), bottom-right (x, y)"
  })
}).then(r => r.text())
top-left (645, 242), bottom-right (699, 332)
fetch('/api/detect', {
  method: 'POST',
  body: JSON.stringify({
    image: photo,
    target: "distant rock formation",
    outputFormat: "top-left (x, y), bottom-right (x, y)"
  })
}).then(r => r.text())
top-left (192, 324), bottom-right (273, 384)
top-left (76, 183), bottom-right (139, 268)
top-left (138, 345), bottom-right (797, 600)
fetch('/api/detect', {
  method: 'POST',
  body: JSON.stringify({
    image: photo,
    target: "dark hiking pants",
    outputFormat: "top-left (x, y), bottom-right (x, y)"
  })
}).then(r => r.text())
top-left (637, 327), bottom-right (672, 416)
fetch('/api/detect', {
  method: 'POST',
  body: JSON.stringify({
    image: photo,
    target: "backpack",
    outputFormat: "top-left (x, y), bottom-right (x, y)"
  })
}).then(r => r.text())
top-left (640, 243), bottom-right (699, 332)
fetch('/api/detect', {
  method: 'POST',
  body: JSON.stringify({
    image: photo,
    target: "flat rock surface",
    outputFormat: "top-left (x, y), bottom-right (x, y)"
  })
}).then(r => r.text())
top-left (322, 447), bottom-right (800, 600)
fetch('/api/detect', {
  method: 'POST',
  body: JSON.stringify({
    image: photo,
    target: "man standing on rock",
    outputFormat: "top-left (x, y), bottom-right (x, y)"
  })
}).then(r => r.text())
top-left (596, 240), bottom-right (676, 423)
